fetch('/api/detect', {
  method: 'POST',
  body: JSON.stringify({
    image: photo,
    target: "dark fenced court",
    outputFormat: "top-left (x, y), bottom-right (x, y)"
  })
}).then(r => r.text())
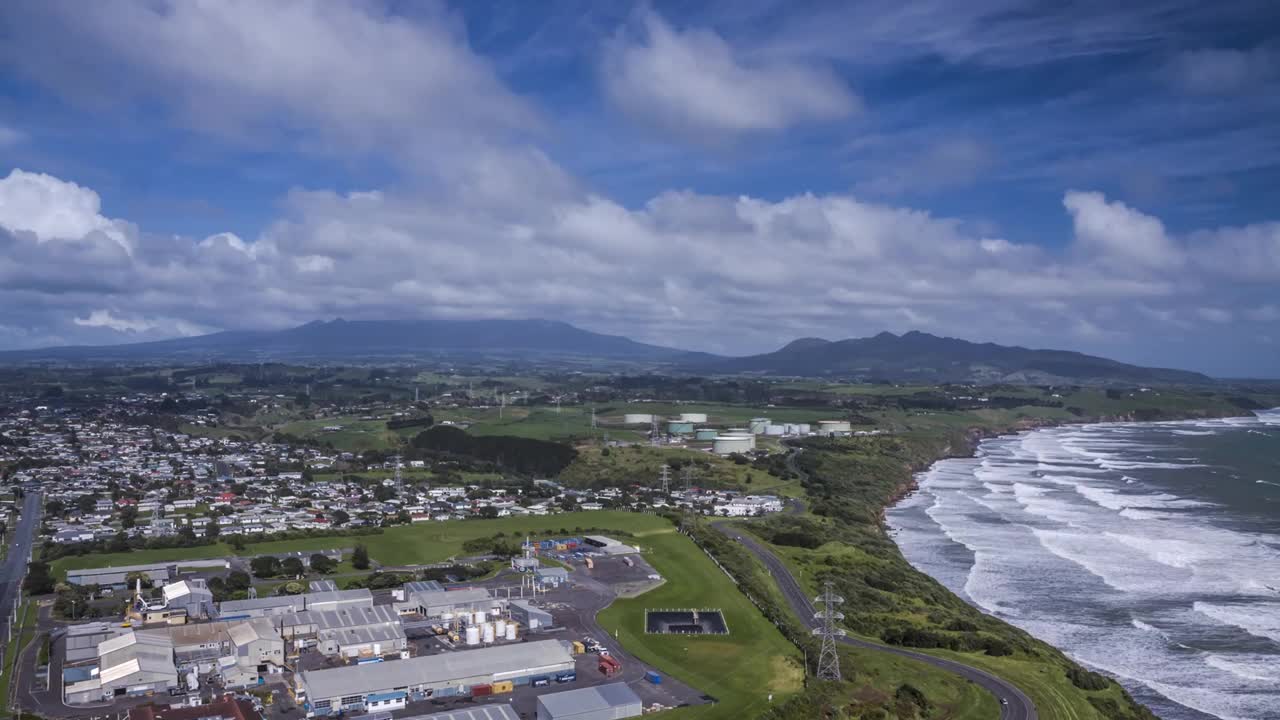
top-left (645, 608), bottom-right (729, 635)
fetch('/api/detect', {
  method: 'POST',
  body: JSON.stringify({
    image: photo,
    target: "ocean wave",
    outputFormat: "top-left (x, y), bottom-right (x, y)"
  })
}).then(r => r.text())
top-left (1193, 601), bottom-right (1280, 643)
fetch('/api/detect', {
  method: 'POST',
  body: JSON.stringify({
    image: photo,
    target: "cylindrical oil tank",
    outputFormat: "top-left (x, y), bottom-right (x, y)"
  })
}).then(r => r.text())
top-left (678, 412), bottom-right (708, 423)
top-left (726, 427), bottom-right (748, 435)
top-left (713, 434), bottom-right (755, 455)
top-left (465, 626), bottom-right (480, 646)
top-left (694, 428), bottom-right (718, 441)
top-left (482, 623), bottom-right (495, 644)
top-left (506, 623), bottom-right (517, 641)
top-left (623, 413), bottom-right (653, 424)
top-left (473, 610), bottom-right (485, 625)
top-left (765, 424), bottom-right (785, 436)
top-left (666, 421), bottom-right (694, 435)
top-left (494, 619), bottom-right (507, 637)
top-left (748, 418), bottom-right (770, 434)
top-left (818, 420), bottom-right (853, 434)
top-left (441, 613), bottom-right (454, 622)
top-left (783, 423), bottom-right (798, 435)
top-left (797, 423), bottom-right (811, 435)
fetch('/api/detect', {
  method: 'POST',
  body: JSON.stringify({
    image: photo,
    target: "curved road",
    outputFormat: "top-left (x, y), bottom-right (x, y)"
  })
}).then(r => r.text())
top-left (718, 450), bottom-right (1035, 719)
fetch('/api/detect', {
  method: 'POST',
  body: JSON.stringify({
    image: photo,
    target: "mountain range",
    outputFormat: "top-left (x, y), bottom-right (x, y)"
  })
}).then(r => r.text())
top-left (0, 319), bottom-right (1212, 385)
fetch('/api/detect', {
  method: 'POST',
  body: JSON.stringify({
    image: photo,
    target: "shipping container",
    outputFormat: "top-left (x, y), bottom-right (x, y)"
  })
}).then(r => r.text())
top-left (491, 680), bottom-right (514, 694)
top-left (571, 641), bottom-right (585, 655)
top-left (555, 671), bottom-right (577, 683)
top-left (531, 676), bottom-right (551, 687)
top-left (434, 687), bottom-right (457, 698)
top-left (470, 683), bottom-right (493, 697)
top-left (646, 671), bottom-right (662, 685)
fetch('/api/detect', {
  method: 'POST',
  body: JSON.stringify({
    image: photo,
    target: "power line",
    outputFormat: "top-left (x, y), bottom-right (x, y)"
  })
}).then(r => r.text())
top-left (813, 580), bottom-right (846, 681)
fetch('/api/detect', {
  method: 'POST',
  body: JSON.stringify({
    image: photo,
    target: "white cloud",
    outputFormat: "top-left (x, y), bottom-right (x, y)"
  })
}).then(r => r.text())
top-left (0, 169), bottom-right (134, 255)
top-left (1063, 190), bottom-right (1183, 270)
top-left (601, 11), bottom-right (858, 139)
top-left (73, 310), bottom-right (156, 334)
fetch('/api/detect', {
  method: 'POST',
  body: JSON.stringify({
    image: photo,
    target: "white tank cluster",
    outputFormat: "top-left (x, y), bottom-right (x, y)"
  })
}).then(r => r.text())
top-left (624, 413), bottom-right (654, 424)
top-left (506, 623), bottom-right (517, 641)
top-left (748, 417), bottom-right (770, 434)
top-left (482, 623), bottom-right (496, 644)
top-left (465, 626), bottom-right (480, 646)
top-left (713, 433), bottom-right (756, 455)
top-left (678, 412), bottom-right (708, 423)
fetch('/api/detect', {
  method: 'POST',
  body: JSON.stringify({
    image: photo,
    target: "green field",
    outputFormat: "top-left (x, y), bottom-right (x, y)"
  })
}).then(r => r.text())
top-left (51, 511), bottom-right (675, 577)
top-left (598, 530), bottom-right (804, 718)
top-left (603, 403), bottom-right (835, 426)
top-left (559, 445), bottom-right (794, 491)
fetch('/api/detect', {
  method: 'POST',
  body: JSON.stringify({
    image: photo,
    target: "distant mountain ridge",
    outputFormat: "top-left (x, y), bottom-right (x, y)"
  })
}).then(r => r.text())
top-left (0, 320), bottom-right (1214, 384)
top-left (690, 330), bottom-right (1212, 385)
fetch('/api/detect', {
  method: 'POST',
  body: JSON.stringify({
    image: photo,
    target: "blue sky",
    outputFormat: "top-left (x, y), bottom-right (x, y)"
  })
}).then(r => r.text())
top-left (0, 0), bottom-right (1278, 375)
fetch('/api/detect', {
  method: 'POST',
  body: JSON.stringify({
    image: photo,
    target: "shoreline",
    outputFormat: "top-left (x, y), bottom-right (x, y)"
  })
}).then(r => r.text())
top-left (883, 407), bottom-right (1278, 720)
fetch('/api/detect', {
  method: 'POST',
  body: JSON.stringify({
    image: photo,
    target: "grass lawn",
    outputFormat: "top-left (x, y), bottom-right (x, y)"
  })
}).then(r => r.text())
top-left (51, 511), bottom-right (675, 577)
top-left (559, 445), bottom-right (784, 490)
top-left (0, 600), bottom-right (37, 715)
top-left (597, 530), bottom-right (804, 719)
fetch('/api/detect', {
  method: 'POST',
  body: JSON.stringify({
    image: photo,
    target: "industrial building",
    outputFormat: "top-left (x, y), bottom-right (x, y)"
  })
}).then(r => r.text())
top-left (534, 567), bottom-right (569, 588)
top-left (63, 622), bottom-right (126, 665)
top-left (415, 707), bottom-right (519, 720)
top-left (219, 588), bottom-right (372, 618)
top-left (65, 631), bottom-right (179, 704)
top-left (408, 587), bottom-right (503, 619)
top-left (295, 640), bottom-right (575, 716)
top-left (129, 693), bottom-right (263, 720)
top-left (536, 683), bottom-right (643, 720)
top-left (67, 563), bottom-right (172, 589)
top-left (162, 579), bottom-right (215, 619)
top-left (817, 420), bottom-right (853, 436)
top-left (508, 599), bottom-right (554, 630)
top-left (280, 604), bottom-right (407, 658)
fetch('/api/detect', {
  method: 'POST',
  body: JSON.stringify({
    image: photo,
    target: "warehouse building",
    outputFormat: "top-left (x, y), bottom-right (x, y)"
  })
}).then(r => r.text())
top-left (295, 640), bottom-right (575, 716)
top-left (414, 707), bottom-right (519, 720)
top-left (508, 600), bottom-right (554, 630)
top-left (536, 683), bottom-right (642, 720)
top-left (280, 605), bottom-right (406, 658)
top-left (67, 563), bottom-right (171, 589)
top-left (534, 567), bottom-right (569, 588)
top-left (219, 588), bottom-right (373, 619)
top-left (63, 622), bottom-right (126, 665)
top-left (65, 631), bottom-right (179, 703)
top-left (408, 587), bottom-right (503, 619)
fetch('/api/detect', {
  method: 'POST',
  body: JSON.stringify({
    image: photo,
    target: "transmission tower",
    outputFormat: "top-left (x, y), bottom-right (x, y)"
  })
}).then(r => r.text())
top-left (650, 416), bottom-right (661, 445)
top-left (680, 465), bottom-right (695, 490)
top-left (659, 464), bottom-right (671, 495)
top-left (813, 581), bottom-right (846, 681)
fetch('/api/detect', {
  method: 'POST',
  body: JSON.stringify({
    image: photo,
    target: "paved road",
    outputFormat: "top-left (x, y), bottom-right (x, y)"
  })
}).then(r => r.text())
top-left (712, 521), bottom-right (1037, 720)
top-left (1, 490), bottom-right (42, 633)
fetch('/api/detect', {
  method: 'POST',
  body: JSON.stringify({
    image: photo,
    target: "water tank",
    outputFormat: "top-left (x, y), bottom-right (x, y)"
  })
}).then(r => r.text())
top-left (623, 413), bottom-right (653, 425)
top-left (494, 619), bottom-right (507, 637)
top-left (694, 429), bottom-right (718, 441)
top-left (441, 613), bottom-right (454, 622)
top-left (465, 626), bottom-right (480, 646)
top-left (666, 422), bottom-right (694, 435)
top-left (713, 434), bottom-right (755, 455)
top-left (748, 418), bottom-right (770, 435)
top-left (506, 623), bottom-right (517, 641)
top-left (678, 412), bottom-right (707, 423)
top-left (473, 610), bottom-right (485, 625)
top-left (818, 420), bottom-right (853, 435)
top-left (186, 672), bottom-right (199, 691)
top-left (482, 623), bottom-right (495, 644)
top-left (797, 423), bottom-right (811, 435)
top-left (765, 424), bottom-right (785, 436)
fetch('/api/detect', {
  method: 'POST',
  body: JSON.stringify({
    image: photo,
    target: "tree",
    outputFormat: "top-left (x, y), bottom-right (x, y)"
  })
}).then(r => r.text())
top-left (331, 509), bottom-right (350, 526)
top-left (177, 526), bottom-right (197, 544)
top-left (477, 506), bottom-right (500, 519)
top-left (352, 544), bottom-right (370, 570)
top-left (250, 556), bottom-right (281, 578)
top-left (75, 494), bottom-right (98, 515)
top-left (44, 499), bottom-right (65, 517)
top-left (281, 557), bottom-right (305, 577)
top-left (309, 554), bottom-right (336, 574)
top-left (125, 571), bottom-right (153, 589)
top-left (205, 520), bottom-right (220, 541)
top-left (25, 561), bottom-right (55, 595)
top-left (230, 535), bottom-right (246, 551)
top-left (119, 505), bottom-right (138, 529)
top-left (226, 570), bottom-right (252, 591)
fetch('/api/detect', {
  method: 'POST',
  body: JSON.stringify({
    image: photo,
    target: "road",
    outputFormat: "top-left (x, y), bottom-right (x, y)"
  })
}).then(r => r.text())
top-left (1, 490), bottom-right (42, 633)
top-left (775, 447), bottom-right (1030, 715)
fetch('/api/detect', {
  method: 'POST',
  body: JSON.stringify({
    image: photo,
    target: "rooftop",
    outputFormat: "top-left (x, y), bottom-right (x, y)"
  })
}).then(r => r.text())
top-left (536, 683), bottom-right (642, 716)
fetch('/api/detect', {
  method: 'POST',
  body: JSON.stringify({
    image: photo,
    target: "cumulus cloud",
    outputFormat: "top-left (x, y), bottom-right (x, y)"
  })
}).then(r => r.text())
top-left (601, 10), bottom-right (858, 139)
top-left (4, 164), bottom-right (1279, 368)
top-left (0, 169), bottom-right (134, 254)
top-left (1063, 190), bottom-right (1183, 270)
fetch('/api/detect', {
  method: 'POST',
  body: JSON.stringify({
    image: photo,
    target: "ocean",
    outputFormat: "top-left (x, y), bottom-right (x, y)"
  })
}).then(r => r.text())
top-left (887, 409), bottom-right (1280, 720)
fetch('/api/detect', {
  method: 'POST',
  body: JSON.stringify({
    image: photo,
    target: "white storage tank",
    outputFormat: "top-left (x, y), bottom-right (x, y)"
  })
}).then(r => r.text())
top-left (678, 412), bottom-right (708, 423)
top-left (465, 626), bottom-right (480, 646)
top-left (818, 420), bottom-right (853, 435)
top-left (748, 418), bottom-right (771, 434)
top-left (506, 623), bottom-right (517, 641)
top-left (494, 619), bottom-right (507, 637)
top-left (797, 423), bottom-right (811, 435)
top-left (482, 623), bottom-right (495, 644)
top-left (765, 424), bottom-right (785, 436)
top-left (713, 434), bottom-right (755, 455)
top-left (623, 413), bottom-right (653, 424)
top-left (473, 610), bottom-right (485, 625)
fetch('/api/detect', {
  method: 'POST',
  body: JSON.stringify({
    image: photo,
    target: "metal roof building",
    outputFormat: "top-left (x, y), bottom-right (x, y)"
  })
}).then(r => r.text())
top-left (508, 600), bottom-right (553, 630)
top-left (63, 622), bottom-right (126, 665)
top-left (91, 631), bottom-right (178, 701)
top-left (296, 640), bottom-right (574, 716)
top-left (536, 683), bottom-right (642, 720)
top-left (281, 605), bottom-right (406, 658)
top-left (219, 589), bottom-right (373, 618)
top-left (407, 706), bottom-right (519, 720)
top-left (68, 563), bottom-right (171, 588)
top-left (409, 587), bottom-right (503, 618)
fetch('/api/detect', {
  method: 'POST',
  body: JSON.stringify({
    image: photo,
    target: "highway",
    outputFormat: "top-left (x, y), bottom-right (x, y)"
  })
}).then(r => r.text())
top-left (0, 489), bottom-right (42, 637)
top-left (712, 521), bottom-right (1037, 720)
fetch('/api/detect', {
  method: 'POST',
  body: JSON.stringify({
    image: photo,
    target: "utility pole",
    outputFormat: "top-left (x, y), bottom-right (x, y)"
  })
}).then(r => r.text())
top-left (660, 464), bottom-right (670, 495)
top-left (813, 581), bottom-right (846, 681)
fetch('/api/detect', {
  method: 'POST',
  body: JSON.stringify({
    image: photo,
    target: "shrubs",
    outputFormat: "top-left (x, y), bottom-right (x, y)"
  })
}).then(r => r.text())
top-left (1067, 666), bottom-right (1112, 691)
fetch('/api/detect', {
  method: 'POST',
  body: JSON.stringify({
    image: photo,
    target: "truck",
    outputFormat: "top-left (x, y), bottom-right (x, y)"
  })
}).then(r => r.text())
top-left (571, 641), bottom-right (585, 655)
top-left (598, 655), bottom-right (621, 677)
top-left (531, 676), bottom-right (551, 687)
top-left (645, 671), bottom-right (662, 685)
